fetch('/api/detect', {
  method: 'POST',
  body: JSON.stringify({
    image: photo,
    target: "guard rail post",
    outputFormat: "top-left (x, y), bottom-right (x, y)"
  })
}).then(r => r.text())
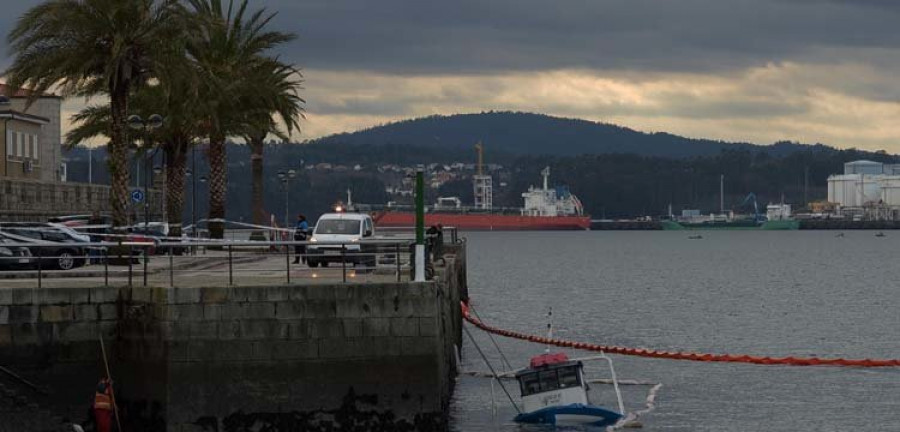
top-left (143, 244), bottom-right (148, 287)
top-left (341, 244), bottom-right (347, 283)
top-left (285, 242), bottom-right (291, 284)
top-left (395, 243), bottom-right (401, 282)
top-left (36, 250), bottom-right (42, 290)
top-left (228, 244), bottom-right (234, 286)
top-left (168, 246), bottom-right (174, 288)
top-left (128, 244), bottom-right (133, 288)
top-left (104, 246), bottom-right (109, 287)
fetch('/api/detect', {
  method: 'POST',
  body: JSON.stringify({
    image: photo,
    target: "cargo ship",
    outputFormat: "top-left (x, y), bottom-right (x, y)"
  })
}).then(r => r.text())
top-left (372, 167), bottom-right (591, 231)
top-left (660, 203), bottom-right (799, 230)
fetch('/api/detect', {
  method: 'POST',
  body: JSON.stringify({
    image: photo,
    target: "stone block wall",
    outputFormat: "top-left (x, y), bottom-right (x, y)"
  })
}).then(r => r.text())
top-left (0, 177), bottom-right (161, 222)
top-left (0, 244), bottom-right (465, 431)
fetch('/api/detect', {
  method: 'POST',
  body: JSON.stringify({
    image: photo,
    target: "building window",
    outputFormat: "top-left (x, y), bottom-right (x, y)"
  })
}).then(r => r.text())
top-left (31, 135), bottom-right (39, 161)
top-left (5, 131), bottom-right (12, 157)
top-left (17, 132), bottom-right (24, 158)
top-left (23, 133), bottom-right (29, 158)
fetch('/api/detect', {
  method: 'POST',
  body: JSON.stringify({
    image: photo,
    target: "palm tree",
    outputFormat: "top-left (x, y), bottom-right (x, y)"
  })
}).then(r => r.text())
top-left (185, 0), bottom-right (295, 239)
top-left (66, 66), bottom-right (202, 238)
top-left (242, 60), bottom-right (304, 227)
top-left (5, 0), bottom-right (178, 227)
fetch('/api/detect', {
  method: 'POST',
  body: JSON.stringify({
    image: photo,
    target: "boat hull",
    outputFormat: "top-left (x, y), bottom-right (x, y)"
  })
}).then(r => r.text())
top-left (514, 403), bottom-right (623, 426)
top-left (373, 212), bottom-right (591, 231)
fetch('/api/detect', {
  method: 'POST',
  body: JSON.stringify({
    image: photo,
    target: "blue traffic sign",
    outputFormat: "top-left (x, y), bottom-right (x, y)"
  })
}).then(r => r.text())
top-left (131, 189), bottom-right (145, 203)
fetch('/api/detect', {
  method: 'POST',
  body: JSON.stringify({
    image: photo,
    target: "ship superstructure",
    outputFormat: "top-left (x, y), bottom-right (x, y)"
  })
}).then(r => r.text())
top-left (521, 167), bottom-right (584, 217)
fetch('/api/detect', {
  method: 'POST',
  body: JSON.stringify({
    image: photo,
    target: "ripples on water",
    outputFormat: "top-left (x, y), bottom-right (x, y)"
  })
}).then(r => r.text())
top-left (451, 231), bottom-right (900, 431)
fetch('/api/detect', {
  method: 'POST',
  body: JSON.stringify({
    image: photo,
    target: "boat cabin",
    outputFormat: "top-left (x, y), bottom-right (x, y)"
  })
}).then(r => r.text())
top-left (515, 353), bottom-right (589, 413)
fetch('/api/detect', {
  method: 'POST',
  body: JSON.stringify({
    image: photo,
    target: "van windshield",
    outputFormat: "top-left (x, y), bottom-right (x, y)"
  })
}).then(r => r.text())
top-left (315, 219), bottom-right (361, 235)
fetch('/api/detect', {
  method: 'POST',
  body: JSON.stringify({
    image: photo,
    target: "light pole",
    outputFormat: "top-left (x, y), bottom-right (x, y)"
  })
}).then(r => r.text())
top-left (186, 167), bottom-right (195, 235)
top-left (191, 145), bottom-right (197, 237)
top-left (199, 175), bottom-right (208, 238)
top-left (277, 169), bottom-right (297, 228)
top-left (127, 114), bottom-right (164, 228)
top-left (153, 164), bottom-right (165, 223)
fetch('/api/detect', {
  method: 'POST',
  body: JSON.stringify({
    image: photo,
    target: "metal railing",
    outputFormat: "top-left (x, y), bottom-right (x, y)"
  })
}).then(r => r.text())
top-left (0, 238), bottom-right (433, 289)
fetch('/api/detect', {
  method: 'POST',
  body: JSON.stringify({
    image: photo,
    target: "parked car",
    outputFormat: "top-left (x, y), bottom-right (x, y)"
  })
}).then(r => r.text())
top-left (48, 214), bottom-right (111, 228)
top-left (0, 235), bottom-right (36, 271)
top-left (306, 212), bottom-right (377, 268)
top-left (0, 222), bottom-right (90, 270)
top-left (127, 222), bottom-right (185, 255)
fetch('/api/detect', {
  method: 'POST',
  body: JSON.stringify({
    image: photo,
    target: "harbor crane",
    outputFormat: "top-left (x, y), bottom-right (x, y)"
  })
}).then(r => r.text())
top-left (737, 193), bottom-right (765, 222)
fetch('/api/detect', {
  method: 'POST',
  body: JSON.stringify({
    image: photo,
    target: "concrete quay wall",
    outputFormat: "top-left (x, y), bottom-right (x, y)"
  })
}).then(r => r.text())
top-left (0, 245), bottom-right (466, 432)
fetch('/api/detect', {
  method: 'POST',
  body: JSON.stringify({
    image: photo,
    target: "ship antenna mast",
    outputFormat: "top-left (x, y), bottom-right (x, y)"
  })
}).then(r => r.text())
top-left (542, 166), bottom-right (550, 191)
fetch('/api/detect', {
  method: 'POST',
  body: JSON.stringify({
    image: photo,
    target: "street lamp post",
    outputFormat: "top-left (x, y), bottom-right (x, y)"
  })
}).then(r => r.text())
top-left (127, 114), bottom-right (164, 229)
top-left (153, 164), bottom-right (165, 223)
top-left (191, 145), bottom-right (197, 237)
top-left (199, 175), bottom-right (208, 240)
top-left (277, 169), bottom-right (297, 228)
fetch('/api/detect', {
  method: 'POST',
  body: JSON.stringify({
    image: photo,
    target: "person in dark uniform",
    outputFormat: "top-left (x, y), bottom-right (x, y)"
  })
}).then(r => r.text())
top-left (293, 214), bottom-right (309, 264)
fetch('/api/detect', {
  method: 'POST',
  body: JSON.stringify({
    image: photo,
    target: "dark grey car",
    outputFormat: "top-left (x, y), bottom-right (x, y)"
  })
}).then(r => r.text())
top-left (0, 223), bottom-right (89, 270)
top-left (0, 236), bottom-right (35, 271)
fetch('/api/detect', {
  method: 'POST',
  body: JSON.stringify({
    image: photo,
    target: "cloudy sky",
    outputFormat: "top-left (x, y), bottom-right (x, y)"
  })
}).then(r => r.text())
top-left (2, 0), bottom-right (899, 151)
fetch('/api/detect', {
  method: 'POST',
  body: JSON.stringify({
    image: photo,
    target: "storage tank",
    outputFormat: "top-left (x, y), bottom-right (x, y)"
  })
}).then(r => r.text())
top-left (844, 160), bottom-right (884, 175)
top-left (880, 176), bottom-right (900, 206)
top-left (828, 175), bottom-right (859, 206)
top-left (828, 174), bottom-right (882, 206)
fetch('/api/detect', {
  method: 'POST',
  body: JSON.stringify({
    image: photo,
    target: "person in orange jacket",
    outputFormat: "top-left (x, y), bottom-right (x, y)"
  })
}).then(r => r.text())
top-left (93, 378), bottom-right (114, 432)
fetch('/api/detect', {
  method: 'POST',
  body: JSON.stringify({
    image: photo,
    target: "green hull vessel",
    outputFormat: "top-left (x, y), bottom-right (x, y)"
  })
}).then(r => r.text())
top-left (661, 220), bottom-right (799, 230)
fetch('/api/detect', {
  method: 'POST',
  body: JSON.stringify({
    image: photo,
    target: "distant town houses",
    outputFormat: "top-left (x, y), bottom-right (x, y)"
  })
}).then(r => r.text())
top-left (302, 159), bottom-right (505, 192)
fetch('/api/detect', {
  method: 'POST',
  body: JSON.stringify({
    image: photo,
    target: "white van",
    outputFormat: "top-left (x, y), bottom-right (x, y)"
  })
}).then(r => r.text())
top-left (306, 212), bottom-right (376, 268)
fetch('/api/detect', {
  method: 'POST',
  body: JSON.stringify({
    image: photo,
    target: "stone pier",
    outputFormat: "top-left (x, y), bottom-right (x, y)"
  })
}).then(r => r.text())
top-left (0, 245), bottom-right (466, 432)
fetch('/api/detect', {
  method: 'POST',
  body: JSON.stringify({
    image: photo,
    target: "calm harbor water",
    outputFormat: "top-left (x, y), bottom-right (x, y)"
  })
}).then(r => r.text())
top-left (450, 231), bottom-right (900, 431)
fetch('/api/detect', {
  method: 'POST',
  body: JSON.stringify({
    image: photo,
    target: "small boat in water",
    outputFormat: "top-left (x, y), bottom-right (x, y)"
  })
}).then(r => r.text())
top-left (875, 232), bottom-right (886, 237)
top-left (511, 352), bottom-right (624, 427)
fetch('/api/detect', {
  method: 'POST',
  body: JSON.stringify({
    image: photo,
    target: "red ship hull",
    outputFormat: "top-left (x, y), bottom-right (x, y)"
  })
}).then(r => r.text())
top-left (373, 211), bottom-right (590, 231)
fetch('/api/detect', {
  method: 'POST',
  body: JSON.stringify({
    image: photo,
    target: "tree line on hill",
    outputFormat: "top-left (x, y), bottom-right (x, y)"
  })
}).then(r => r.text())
top-left (65, 141), bottom-right (896, 223)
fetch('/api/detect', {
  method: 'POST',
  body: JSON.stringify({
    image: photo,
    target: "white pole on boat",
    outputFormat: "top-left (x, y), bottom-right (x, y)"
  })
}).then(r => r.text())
top-left (600, 351), bottom-right (626, 415)
top-left (545, 307), bottom-right (553, 354)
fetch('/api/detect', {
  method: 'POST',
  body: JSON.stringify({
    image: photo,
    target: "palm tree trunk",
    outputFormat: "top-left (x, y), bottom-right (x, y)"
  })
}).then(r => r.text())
top-left (165, 139), bottom-right (188, 238)
top-left (250, 134), bottom-right (266, 226)
top-left (207, 133), bottom-right (227, 239)
top-left (108, 88), bottom-right (130, 227)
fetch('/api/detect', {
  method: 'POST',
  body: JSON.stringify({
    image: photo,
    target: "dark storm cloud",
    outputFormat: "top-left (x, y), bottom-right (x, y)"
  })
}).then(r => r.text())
top-left (267, 0), bottom-right (900, 74)
top-left (2, 0), bottom-right (899, 74)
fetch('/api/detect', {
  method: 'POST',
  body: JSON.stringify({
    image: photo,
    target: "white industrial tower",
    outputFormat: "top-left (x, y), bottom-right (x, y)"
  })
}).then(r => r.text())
top-left (473, 141), bottom-right (493, 210)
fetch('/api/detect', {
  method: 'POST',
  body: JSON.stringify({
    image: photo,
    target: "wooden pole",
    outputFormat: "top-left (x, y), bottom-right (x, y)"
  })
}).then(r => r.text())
top-left (99, 334), bottom-right (123, 432)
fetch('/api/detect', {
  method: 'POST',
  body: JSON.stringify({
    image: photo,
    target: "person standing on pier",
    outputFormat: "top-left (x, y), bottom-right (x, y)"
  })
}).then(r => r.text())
top-left (92, 378), bottom-right (114, 432)
top-left (293, 214), bottom-right (309, 264)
